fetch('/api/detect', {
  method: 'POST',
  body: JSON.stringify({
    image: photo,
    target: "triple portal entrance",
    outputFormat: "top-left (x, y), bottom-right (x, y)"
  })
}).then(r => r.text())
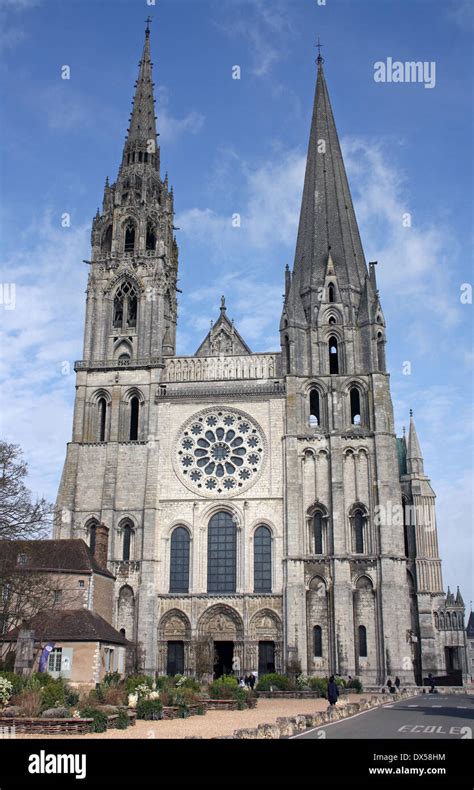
top-left (165, 640), bottom-right (276, 678)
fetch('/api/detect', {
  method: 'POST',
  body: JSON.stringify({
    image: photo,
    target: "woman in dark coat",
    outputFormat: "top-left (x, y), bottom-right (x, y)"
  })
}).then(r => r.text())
top-left (327, 675), bottom-right (339, 706)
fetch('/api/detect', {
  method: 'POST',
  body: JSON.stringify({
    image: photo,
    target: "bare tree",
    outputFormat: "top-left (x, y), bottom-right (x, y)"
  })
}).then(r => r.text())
top-left (0, 441), bottom-right (52, 541)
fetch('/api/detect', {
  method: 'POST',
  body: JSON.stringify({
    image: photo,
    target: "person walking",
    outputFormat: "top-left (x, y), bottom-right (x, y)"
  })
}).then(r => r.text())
top-left (394, 676), bottom-right (401, 690)
top-left (327, 675), bottom-right (339, 706)
top-left (387, 677), bottom-right (393, 692)
top-left (249, 673), bottom-right (256, 690)
top-left (428, 673), bottom-right (436, 693)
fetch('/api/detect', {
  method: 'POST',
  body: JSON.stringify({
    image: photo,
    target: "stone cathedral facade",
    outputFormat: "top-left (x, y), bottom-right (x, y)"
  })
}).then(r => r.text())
top-left (55, 27), bottom-right (468, 686)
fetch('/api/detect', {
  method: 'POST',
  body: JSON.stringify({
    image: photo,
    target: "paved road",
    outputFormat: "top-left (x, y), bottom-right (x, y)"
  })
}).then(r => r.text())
top-left (291, 694), bottom-right (474, 739)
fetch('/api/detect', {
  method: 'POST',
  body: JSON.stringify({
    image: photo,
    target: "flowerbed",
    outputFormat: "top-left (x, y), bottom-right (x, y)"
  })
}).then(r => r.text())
top-left (0, 716), bottom-right (94, 734)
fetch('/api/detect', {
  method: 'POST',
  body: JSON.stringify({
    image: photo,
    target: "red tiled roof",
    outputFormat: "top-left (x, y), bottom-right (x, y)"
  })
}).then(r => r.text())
top-left (0, 539), bottom-right (114, 578)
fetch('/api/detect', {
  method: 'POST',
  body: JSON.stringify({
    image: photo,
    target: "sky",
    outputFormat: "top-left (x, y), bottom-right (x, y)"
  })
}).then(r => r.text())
top-left (0, 0), bottom-right (473, 606)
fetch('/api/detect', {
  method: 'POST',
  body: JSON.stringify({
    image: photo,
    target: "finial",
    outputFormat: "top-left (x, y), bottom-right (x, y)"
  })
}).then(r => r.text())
top-left (145, 16), bottom-right (152, 37)
top-left (402, 425), bottom-right (406, 438)
top-left (410, 409), bottom-right (413, 418)
top-left (220, 295), bottom-right (226, 313)
top-left (316, 37), bottom-right (324, 66)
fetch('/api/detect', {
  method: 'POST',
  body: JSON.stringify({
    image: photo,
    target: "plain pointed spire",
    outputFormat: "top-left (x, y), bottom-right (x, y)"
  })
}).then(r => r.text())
top-left (122, 23), bottom-right (159, 171)
top-left (407, 410), bottom-right (424, 476)
top-left (292, 51), bottom-right (367, 298)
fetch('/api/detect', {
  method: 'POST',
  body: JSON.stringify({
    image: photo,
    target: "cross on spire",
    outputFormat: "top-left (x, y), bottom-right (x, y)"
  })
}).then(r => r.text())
top-left (145, 15), bottom-right (152, 37)
top-left (316, 37), bottom-right (324, 65)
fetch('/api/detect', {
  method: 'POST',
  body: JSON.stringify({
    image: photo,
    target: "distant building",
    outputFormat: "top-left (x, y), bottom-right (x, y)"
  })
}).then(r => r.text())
top-left (53, 23), bottom-right (467, 685)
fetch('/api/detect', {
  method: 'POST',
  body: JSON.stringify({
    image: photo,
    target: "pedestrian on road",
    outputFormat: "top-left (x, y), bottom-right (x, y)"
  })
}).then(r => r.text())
top-left (327, 675), bottom-right (339, 706)
top-left (394, 676), bottom-right (401, 690)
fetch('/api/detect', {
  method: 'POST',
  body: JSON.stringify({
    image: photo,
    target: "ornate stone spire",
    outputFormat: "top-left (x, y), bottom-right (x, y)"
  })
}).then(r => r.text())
top-left (407, 411), bottom-right (425, 476)
top-left (292, 53), bottom-right (367, 298)
top-left (121, 22), bottom-right (159, 173)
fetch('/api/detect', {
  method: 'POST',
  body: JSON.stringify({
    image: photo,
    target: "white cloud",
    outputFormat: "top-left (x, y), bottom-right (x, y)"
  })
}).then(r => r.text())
top-left (156, 86), bottom-right (205, 143)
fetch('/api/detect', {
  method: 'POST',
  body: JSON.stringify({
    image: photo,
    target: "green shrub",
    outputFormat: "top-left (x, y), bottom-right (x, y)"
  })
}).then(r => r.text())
top-left (0, 672), bottom-right (25, 697)
top-left (41, 707), bottom-right (70, 719)
top-left (40, 678), bottom-right (66, 710)
top-left (125, 675), bottom-right (154, 694)
top-left (154, 676), bottom-right (170, 690)
top-left (116, 709), bottom-right (129, 729)
top-left (79, 706), bottom-right (108, 733)
top-left (136, 698), bottom-right (162, 721)
top-left (173, 675), bottom-right (201, 692)
top-left (64, 685), bottom-right (80, 707)
top-left (256, 673), bottom-right (292, 692)
top-left (208, 675), bottom-right (239, 700)
top-left (103, 671), bottom-right (122, 686)
top-left (308, 677), bottom-right (328, 697)
top-left (30, 672), bottom-right (54, 688)
top-left (347, 677), bottom-right (363, 693)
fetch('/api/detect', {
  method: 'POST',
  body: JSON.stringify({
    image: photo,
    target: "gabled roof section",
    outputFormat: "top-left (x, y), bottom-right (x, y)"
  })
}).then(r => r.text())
top-left (292, 56), bottom-right (368, 296)
top-left (1, 609), bottom-right (127, 645)
top-left (0, 540), bottom-right (114, 579)
top-left (195, 297), bottom-right (252, 357)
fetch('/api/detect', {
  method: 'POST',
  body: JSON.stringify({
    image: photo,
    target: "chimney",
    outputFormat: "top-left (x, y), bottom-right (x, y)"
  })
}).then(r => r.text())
top-left (94, 523), bottom-right (109, 569)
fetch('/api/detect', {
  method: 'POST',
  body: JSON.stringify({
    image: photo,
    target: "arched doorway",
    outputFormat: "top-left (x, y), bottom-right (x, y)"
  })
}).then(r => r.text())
top-left (198, 604), bottom-right (244, 678)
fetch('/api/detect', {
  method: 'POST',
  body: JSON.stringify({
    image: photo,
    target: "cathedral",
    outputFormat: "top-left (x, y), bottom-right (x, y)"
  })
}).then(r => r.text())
top-left (55, 24), bottom-right (468, 686)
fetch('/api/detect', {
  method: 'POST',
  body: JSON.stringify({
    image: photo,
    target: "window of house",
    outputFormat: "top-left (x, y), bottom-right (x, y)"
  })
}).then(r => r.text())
top-left (48, 648), bottom-right (62, 673)
top-left (16, 553), bottom-right (27, 565)
top-left (53, 590), bottom-right (62, 605)
top-left (78, 580), bottom-right (85, 588)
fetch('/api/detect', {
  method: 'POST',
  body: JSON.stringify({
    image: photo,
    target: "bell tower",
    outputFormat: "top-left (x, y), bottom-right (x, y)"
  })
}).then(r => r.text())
top-left (84, 21), bottom-right (178, 365)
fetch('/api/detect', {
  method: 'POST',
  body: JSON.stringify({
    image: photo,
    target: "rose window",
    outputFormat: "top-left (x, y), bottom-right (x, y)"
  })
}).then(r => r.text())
top-left (174, 409), bottom-right (266, 496)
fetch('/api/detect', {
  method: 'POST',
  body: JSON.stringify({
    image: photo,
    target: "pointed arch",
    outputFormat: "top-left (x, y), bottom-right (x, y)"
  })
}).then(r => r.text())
top-left (101, 225), bottom-right (112, 253)
top-left (123, 218), bottom-right (136, 252)
top-left (329, 335), bottom-right (339, 374)
top-left (328, 282), bottom-right (335, 303)
top-left (169, 526), bottom-right (190, 593)
top-left (113, 280), bottom-right (138, 330)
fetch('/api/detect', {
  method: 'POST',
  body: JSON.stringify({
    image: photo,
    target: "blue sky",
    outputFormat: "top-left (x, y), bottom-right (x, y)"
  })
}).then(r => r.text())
top-left (0, 0), bottom-right (473, 605)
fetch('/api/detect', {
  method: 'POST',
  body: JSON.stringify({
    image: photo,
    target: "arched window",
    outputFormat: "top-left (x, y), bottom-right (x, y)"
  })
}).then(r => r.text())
top-left (329, 336), bottom-right (339, 374)
top-left (98, 397), bottom-right (107, 442)
top-left (113, 281), bottom-right (138, 331)
top-left (439, 612), bottom-right (445, 630)
top-left (122, 523), bottom-right (132, 561)
top-left (314, 625), bottom-right (322, 657)
top-left (446, 612), bottom-right (451, 629)
top-left (284, 335), bottom-right (291, 373)
top-left (328, 283), bottom-right (335, 303)
top-left (313, 511), bottom-right (324, 554)
top-left (350, 387), bottom-right (361, 424)
top-left (101, 225), bottom-right (112, 253)
top-left (329, 316), bottom-right (336, 325)
top-left (129, 396), bottom-right (139, 441)
top-left (88, 521), bottom-right (98, 554)
top-left (309, 389), bottom-right (320, 427)
top-left (170, 527), bottom-right (190, 593)
top-left (353, 510), bottom-right (365, 554)
top-left (124, 221), bottom-right (136, 252)
top-left (207, 512), bottom-right (236, 593)
top-left (358, 625), bottom-right (367, 657)
top-left (434, 612), bottom-right (439, 629)
top-left (377, 332), bottom-right (385, 371)
top-left (146, 222), bottom-right (156, 251)
top-left (254, 525), bottom-right (272, 593)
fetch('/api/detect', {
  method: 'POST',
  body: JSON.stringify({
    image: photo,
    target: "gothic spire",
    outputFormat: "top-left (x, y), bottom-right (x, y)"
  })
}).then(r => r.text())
top-left (122, 23), bottom-right (159, 172)
top-left (292, 54), bottom-right (367, 298)
top-left (407, 410), bottom-right (425, 476)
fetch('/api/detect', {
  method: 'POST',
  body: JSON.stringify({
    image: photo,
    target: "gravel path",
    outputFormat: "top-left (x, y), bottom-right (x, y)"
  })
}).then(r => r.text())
top-left (15, 694), bottom-right (369, 740)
